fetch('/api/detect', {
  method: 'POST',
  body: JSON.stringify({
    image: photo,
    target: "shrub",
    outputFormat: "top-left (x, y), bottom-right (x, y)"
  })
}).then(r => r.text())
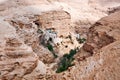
top-left (52, 51), bottom-right (58, 58)
top-left (77, 38), bottom-right (86, 44)
top-left (37, 29), bottom-right (43, 34)
top-left (47, 43), bottom-right (58, 58)
top-left (47, 43), bottom-right (54, 52)
top-left (56, 49), bottom-right (77, 73)
top-left (68, 49), bottom-right (77, 59)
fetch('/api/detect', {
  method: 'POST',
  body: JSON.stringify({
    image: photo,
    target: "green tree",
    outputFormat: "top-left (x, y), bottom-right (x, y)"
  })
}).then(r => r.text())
top-left (56, 49), bottom-right (77, 73)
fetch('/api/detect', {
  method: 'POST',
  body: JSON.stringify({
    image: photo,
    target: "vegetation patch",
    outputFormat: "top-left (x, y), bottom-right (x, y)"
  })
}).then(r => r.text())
top-left (56, 49), bottom-right (77, 73)
top-left (77, 38), bottom-right (86, 44)
top-left (37, 29), bottom-right (43, 34)
top-left (47, 43), bottom-right (58, 58)
top-left (38, 29), bottom-right (58, 58)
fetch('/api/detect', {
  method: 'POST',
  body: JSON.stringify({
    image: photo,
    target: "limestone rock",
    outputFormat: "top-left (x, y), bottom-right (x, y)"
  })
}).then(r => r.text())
top-left (83, 11), bottom-right (120, 54)
top-left (0, 19), bottom-right (46, 80)
top-left (34, 10), bottom-right (71, 37)
top-left (48, 11), bottom-right (120, 80)
top-left (9, 15), bottom-right (55, 64)
top-left (32, 42), bottom-right (55, 63)
top-left (0, 37), bottom-right (39, 80)
top-left (0, 0), bottom-right (120, 80)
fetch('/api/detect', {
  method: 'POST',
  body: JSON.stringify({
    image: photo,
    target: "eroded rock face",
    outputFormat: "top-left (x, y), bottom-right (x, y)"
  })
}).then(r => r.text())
top-left (8, 15), bottom-right (55, 64)
top-left (48, 11), bottom-right (120, 80)
top-left (0, 19), bottom-right (47, 80)
top-left (34, 10), bottom-right (71, 37)
top-left (49, 42), bottom-right (120, 80)
top-left (32, 42), bottom-right (55, 63)
top-left (108, 6), bottom-right (120, 14)
top-left (79, 11), bottom-right (120, 79)
top-left (83, 11), bottom-right (120, 54)
top-left (0, 0), bottom-right (120, 80)
top-left (0, 37), bottom-right (39, 80)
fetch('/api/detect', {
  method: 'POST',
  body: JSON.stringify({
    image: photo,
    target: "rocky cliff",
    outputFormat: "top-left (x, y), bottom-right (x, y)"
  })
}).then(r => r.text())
top-left (0, 0), bottom-right (120, 80)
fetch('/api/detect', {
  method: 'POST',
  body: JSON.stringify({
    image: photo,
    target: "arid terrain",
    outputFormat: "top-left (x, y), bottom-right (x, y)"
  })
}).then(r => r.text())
top-left (0, 0), bottom-right (120, 80)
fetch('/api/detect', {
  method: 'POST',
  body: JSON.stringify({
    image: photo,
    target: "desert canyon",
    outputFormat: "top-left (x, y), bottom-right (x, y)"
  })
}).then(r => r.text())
top-left (0, 0), bottom-right (120, 80)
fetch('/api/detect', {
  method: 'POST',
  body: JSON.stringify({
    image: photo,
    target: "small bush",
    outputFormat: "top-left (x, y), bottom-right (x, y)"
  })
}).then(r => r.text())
top-left (47, 43), bottom-right (54, 52)
top-left (47, 43), bottom-right (58, 58)
top-left (56, 49), bottom-right (77, 73)
top-left (77, 38), bottom-right (86, 44)
top-left (52, 51), bottom-right (58, 58)
top-left (37, 29), bottom-right (43, 34)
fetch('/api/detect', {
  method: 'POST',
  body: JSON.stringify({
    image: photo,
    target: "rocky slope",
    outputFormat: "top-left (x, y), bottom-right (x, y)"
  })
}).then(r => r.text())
top-left (38, 10), bottom-right (120, 80)
top-left (0, 21), bottom-right (46, 79)
top-left (0, 0), bottom-right (120, 80)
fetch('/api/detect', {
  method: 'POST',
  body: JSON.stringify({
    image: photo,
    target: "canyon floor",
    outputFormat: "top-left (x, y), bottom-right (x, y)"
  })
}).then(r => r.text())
top-left (0, 0), bottom-right (120, 80)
